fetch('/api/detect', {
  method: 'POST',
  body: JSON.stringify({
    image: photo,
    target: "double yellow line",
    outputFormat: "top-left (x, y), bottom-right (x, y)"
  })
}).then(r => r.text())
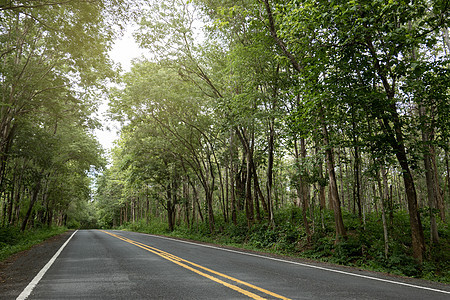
top-left (100, 230), bottom-right (290, 300)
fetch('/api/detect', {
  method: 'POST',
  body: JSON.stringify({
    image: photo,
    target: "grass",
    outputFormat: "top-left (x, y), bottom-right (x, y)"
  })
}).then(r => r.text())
top-left (0, 226), bottom-right (67, 261)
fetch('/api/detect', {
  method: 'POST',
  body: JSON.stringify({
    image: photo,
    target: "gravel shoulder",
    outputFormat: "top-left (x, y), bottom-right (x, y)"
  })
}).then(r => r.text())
top-left (0, 230), bottom-right (74, 300)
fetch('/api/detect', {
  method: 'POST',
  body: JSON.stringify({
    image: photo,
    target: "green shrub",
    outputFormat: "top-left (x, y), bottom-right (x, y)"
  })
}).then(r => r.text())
top-left (0, 226), bottom-right (20, 245)
top-left (117, 207), bottom-right (449, 282)
top-left (0, 226), bottom-right (67, 261)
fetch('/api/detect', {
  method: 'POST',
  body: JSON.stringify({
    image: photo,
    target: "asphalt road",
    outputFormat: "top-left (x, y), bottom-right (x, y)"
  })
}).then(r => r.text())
top-left (18, 230), bottom-right (450, 299)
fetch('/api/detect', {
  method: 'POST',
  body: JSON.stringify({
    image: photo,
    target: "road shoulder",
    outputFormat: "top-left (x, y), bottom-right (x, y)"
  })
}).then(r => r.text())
top-left (0, 230), bottom-right (74, 300)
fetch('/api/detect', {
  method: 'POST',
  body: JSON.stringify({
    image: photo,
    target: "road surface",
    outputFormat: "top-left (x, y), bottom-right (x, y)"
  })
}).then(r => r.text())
top-left (16, 230), bottom-right (450, 299)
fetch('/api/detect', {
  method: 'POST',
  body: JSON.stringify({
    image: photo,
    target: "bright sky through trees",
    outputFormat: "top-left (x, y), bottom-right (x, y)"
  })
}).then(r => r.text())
top-left (2, 0), bottom-right (448, 282)
top-left (95, 26), bottom-right (149, 151)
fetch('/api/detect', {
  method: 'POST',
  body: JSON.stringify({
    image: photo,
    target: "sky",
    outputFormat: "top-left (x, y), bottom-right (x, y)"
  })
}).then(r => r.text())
top-left (94, 27), bottom-right (149, 152)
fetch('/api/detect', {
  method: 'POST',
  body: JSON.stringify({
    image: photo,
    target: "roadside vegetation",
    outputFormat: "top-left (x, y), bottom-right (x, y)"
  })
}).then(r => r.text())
top-left (0, 226), bottom-right (66, 261)
top-left (1, 0), bottom-right (449, 286)
top-left (116, 208), bottom-right (450, 283)
top-left (95, 0), bottom-right (449, 285)
top-left (0, 2), bottom-right (137, 233)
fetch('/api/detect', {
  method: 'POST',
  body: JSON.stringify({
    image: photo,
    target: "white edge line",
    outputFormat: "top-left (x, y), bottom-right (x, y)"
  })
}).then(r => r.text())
top-left (16, 230), bottom-right (78, 300)
top-left (121, 231), bottom-right (450, 295)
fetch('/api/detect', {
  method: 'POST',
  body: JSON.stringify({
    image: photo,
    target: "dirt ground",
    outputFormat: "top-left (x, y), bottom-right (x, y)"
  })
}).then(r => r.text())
top-left (0, 230), bottom-right (73, 299)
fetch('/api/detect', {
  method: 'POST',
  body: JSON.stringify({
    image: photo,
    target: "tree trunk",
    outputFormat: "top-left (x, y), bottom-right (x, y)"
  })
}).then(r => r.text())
top-left (183, 180), bottom-right (190, 227)
top-left (191, 182), bottom-right (203, 223)
top-left (366, 32), bottom-right (425, 262)
top-left (206, 187), bottom-right (215, 233)
top-left (245, 141), bottom-right (254, 227)
top-left (353, 137), bottom-right (362, 222)
top-left (432, 150), bottom-right (446, 222)
top-left (420, 115), bottom-right (439, 244)
top-left (377, 166), bottom-right (390, 258)
top-left (443, 27), bottom-right (450, 55)
top-left (6, 181), bottom-right (14, 225)
top-left (267, 118), bottom-right (275, 225)
top-left (167, 199), bottom-right (174, 232)
top-left (294, 137), bottom-right (311, 243)
top-left (320, 107), bottom-right (346, 240)
top-left (315, 144), bottom-right (327, 210)
top-left (381, 107), bottom-right (425, 263)
top-left (21, 178), bottom-right (42, 231)
top-left (0, 123), bottom-right (16, 196)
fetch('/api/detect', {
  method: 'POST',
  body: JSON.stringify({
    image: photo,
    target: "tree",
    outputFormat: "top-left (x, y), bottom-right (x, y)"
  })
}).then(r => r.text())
top-left (0, 0), bottom-right (134, 229)
top-left (265, 0), bottom-right (449, 262)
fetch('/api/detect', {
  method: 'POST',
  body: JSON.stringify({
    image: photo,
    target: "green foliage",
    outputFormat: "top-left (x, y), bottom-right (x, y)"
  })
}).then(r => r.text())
top-left (120, 207), bottom-right (450, 282)
top-left (93, 0), bottom-right (449, 284)
top-left (0, 226), bottom-right (67, 261)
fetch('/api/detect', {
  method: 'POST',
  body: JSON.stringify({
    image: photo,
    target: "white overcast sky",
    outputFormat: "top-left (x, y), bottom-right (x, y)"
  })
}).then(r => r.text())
top-left (95, 3), bottom-right (203, 153)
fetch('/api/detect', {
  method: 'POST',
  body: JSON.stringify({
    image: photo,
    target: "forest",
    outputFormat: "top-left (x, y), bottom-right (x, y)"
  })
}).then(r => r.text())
top-left (1, 0), bottom-right (449, 281)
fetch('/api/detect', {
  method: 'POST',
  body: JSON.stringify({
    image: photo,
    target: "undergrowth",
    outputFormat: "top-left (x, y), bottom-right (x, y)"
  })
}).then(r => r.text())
top-left (118, 207), bottom-right (450, 283)
top-left (0, 226), bottom-right (67, 261)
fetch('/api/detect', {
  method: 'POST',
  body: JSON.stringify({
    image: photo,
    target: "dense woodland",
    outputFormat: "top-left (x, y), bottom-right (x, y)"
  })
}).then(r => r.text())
top-left (1, 0), bottom-right (450, 278)
top-left (0, 1), bottom-right (135, 231)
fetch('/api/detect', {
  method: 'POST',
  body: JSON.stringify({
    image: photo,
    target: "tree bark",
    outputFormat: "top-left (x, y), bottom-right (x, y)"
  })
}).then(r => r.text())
top-left (266, 119), bottom-right (275, 225)
top-left (365, 32), bottom-right (425, 262)
top-left (432, 150), bottom-right (446, 222)
top-left (21, 177), bottom-right (42, 231)
top-left (377, 166), bottom-right (390, 258)
top-left (420, 106), bottom-right (440, 244)
top-left (229, 131), bottom-right (237, 225)
top-left (353, 122), bottom-right (362, 222)
top-left (320, 107), bottom-right (346, 240)
top-left (294, 137), bottom-right (311, 243)
top-left (380, 106), bottom-right (425, 262)
top-left (245, 130), bottom-right (254, 227)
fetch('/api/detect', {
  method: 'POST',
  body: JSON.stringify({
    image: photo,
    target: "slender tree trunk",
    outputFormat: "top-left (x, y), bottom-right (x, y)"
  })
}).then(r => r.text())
top-left (206, 187), bottom-right (215, 233)
top-left (237, 127), bottom-right (266, 224)
top-left (267, 118), bottom-right (275, 225)
top-left (252, 161), bottom-right (268, 213)
top-left (218, 166), bottom-right (227, 223)
top-left (320, 107), bottom-right (346, 240)
top-left (380, 107), bottom-right (425, 262)
top-left (2, 194), bottom-right (8, 226)
top-left (183, 180), bottom-right (190, 227)
top-left (0, 123), bottom-right (16, 196)
top-left (229, 130), bottom-right (237, 224)
top-left (245, 140), bottom-right (254, 227)
top-left (443, 27), bottom-right (450, 55)
top-left (366, 32), bottom-right (425, 262)
top-left (146, 185), bottom-right (150, 225)
top-left (191, 182), bottom-right (203, 223)
top-left (377, 166), bottom-right (390, 258)
top-left (315, 144), bottom-right (327, 211)
top-left (225, 164), bottom-right (229, 223)
top-left (254, 176), bottom-right (261, 221)
top-left (266, 66), bottom-right (281, 223)
top-left (21, 178), bottom-right (42, 231)
top-left (353, 137), bottom-right (362, 222)
top-left (167, 199), bottom-right (174, 231)
top-left (432, 150), bottom-right (445, 222)
top-left (7, 179), bottom-right (14, 225)
top-left (419, 105), bottom-right (440, 244)
top-left (444, 149), bottom-right (450, 220)
top-left (294, 137), bottom-right (311, 243)
top-left (230, 145), bottom-right (237, 225)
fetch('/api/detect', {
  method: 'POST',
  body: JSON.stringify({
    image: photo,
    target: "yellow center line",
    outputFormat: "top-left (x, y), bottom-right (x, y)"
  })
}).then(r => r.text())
top-left (100, 230), bottom-right (291, 300)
